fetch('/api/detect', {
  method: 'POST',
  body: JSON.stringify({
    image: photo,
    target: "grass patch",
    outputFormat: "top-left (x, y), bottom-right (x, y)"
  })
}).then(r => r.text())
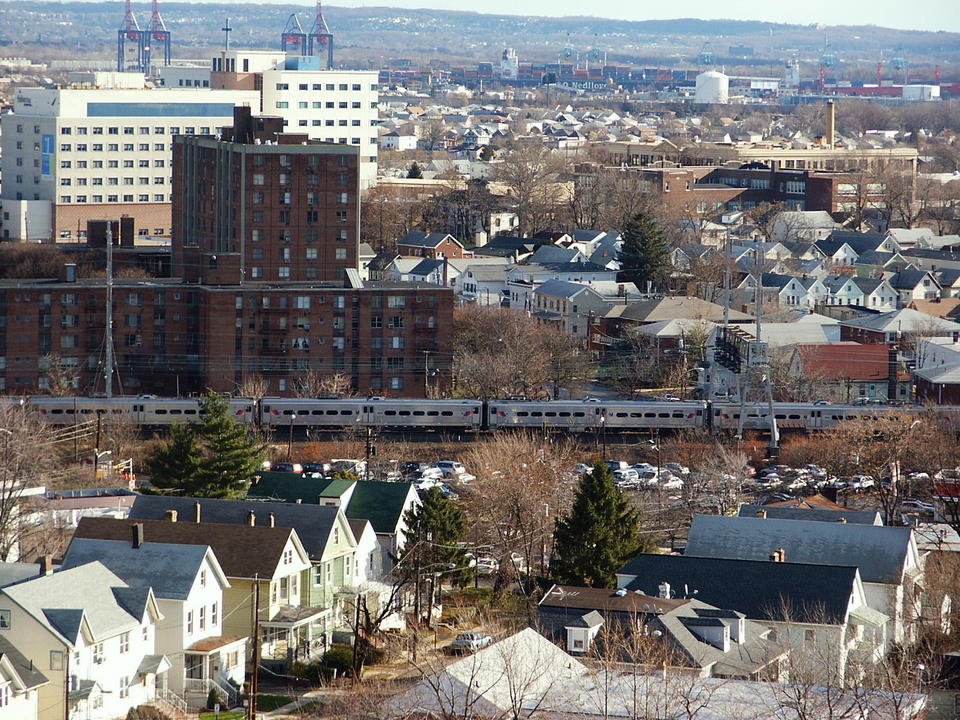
top-left (198, 712), bottom-right (244, 720)
top-left (256, 694), bottom-right (297, 711)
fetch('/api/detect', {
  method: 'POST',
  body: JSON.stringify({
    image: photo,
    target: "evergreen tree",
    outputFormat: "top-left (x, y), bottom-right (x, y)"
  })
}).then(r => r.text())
top-left (551, 462), bottom-right (647, 588)
top-left (193, 393), bottom-right (267, 498)
top-left (401, 488), bottom-right (472, 584)
top-left (617, 212), bottom-right (670, 292)
top-left (145, 423), bottom-right (203, 495)
top-left (146, 393), bottom-right (265, 498)
top-left (407, 162), bottom-right (423, 179)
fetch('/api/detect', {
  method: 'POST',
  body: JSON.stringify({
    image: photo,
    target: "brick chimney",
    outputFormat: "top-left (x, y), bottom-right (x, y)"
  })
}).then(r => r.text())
top-left (268, 513), bottom-right (276, 528)
top-left (165, 509), bottom-right (178, 522)
top-left (131, 523), bottom-right (144, 549)
top-left (39, 554), bottom-right (54, 575)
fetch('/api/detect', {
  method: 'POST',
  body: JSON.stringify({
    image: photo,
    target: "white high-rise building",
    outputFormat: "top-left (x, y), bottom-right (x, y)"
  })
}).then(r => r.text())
top-left (260, 58), bottom-right (379, 188)
top-left (500, 48), bottom-right (519, 80)
top-left (0, 84), bottom-right (259, 242)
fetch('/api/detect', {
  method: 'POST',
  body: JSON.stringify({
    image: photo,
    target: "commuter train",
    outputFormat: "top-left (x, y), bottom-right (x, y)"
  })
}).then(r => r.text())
top-left (1, 395), bottom-right (951, 434)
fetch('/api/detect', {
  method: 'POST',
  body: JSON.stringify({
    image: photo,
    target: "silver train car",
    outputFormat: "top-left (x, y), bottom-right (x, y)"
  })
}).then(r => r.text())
top-left (486, 399), bottom-right (706, 431)
top-left (260, 398), bottom-right (484, 431)
top-left (11, 396), bottom-right (256, 426)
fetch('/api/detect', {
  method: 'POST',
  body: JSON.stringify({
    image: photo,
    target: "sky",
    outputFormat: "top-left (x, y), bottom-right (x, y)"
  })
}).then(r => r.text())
top-left (318, 0), bottom-right (959, 34)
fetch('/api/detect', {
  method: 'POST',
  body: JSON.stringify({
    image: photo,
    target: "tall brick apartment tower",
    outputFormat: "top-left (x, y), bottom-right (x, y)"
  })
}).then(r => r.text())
top-left (0, 109), bottom-right (450, 397)
top-left (173, 107), bottom-right (359, 285)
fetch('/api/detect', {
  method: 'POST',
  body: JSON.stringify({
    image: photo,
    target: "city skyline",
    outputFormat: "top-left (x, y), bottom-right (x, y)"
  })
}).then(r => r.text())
top-left (188, 0), bottom-right (960, 35)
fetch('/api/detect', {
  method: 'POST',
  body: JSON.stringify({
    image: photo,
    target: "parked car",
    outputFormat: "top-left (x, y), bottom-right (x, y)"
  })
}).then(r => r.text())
top-left (434, 460), bottom-right (467, 477)
top-left (399, 461), bottom-right (429, 475)
top-left (605, 460), bottom-right (631, 472)
top-left (664, 462), bottom-right (689, 475)
top-left (408, 467), bottom-right (443, 481)
top-left (413, 477), bottom-right (444, 491)
top-left (573, 463), bottom-right (592, 474)
top-left (271, 462), bottom-right (303, 473)
top-left (302, 462), bottom-right (328, 475)
top-left (614, 468), bottom-right (640, 483)
top-left (901, 499), bottom-right (936, 514)
top-left (450, 632), bottom-right (494, 654)
top-left (661, 476), bottom-right (684, 490)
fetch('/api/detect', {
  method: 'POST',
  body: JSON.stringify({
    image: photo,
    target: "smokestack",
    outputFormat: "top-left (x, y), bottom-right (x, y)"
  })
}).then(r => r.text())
top-left (247, 511), bottom-right (256, 527)
top-left (826, 100), bottom-right (835, 149)
top-left (194, 502), bottom-right (202, 524)
top-left (165, 509), bottom-right (178, 523)
top-left (268, 513), bottom-right (276, 528)
top-left (131, 523), bottom-right (144, 549)
top-left (39, 554), bottom-right (54, 575)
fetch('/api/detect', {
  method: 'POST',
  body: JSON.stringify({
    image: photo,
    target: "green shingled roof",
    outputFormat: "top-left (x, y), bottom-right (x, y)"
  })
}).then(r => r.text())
top-left (344, 481), bottom-right (414, 535)
top-left (248, 473), bottom-right (413, 536)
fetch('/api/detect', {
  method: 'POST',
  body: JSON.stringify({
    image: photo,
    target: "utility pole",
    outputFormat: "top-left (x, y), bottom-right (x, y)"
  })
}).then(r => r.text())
top-left (93, 410), bottom-right (103, 483)
top-left (422, 350), bottom-right (432, 395)
top-left (248, 574), bottom-right (260, 720)
top-left (105, 220), bottom-right (114, 400)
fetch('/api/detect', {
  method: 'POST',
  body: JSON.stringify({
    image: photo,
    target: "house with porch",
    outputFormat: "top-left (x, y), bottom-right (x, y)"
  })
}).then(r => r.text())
top-left (0, 561), bottom-right (166, 720)
top-left (532, 280), bottom-right (610, 339)
top-left (61, 529), bottom-right (244, 710)
top-left (72, 515), bottom-right (321, 673)
top-left (125, 498), bottom-right (366, 656)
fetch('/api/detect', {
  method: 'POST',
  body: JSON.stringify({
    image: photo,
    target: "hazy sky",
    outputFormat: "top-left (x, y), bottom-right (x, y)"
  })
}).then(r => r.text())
top-left (319, 0), bottom-right (958, 33)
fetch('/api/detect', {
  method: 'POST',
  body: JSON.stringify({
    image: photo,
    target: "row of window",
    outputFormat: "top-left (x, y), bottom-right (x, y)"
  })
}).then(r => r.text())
top-left (251, 173), bottom-right (350, 187)
top-left (251, 191), bottom-right (350, 205)
top-left (62, 159), bottom-right (164, 168)
top-left (185, 601), bottom-right (218, 636)
top-left (275, 82), bottom-right (376, 92)
top-left (250, 229), bottom-right (350, 242)
top-left (61, 176), bottom-right (166, 185)
top-left (59, 195), bottom-right (168, 204)
top-left (55, 125), bottom-right (213, 136)
top-left (60, 143), bottom-right (168, 152)
top-left (248, 208), bottom-right (350, 224)
top-left (250, 247), bottom-right (349, 261)
top-left (275, 100), bottom-right (373, 111)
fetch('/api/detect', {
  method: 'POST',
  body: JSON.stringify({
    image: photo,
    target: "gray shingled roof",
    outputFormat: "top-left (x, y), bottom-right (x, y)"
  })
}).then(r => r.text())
top-left (128, 495), bottom-right (340, 562)
top-left (2, 562), bottom-right (155, 644)
top-left (684, 515), bottom-right (913, 584)
top-left (737, 504), bottom-right (882, 526)
top-left (616, 553), bottom-right (859, 625)
top-left (0, 635), bottom-right (48, 689)
top-left (62, 538), bottom-right (221, 600)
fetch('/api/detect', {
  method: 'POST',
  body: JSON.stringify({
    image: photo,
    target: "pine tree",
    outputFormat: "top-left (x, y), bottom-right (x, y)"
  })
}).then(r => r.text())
top-left (145, 423), bottom-right (203, 495)
top-left (407, 162), bottom-right (423, 179)
top-left (551, 462), bottom-right (647, 588)
top-left (617, 212), bottom-right (670, 292)
top-left (193, 393), bottom-right (267, 498)
top-left (401, 488), bottom-right (472, 584)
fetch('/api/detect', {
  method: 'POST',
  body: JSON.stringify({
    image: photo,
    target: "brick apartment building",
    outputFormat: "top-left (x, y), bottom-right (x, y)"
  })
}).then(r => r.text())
top-left (628, 166), bottom-right (891, 216)
top-left (0, 109), bottom-right (452, 397)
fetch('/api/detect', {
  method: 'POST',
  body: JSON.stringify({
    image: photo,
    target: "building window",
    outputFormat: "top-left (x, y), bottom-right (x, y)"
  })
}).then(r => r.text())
top-left (211, 602), bottom-right (218, 626)
top-left (119, 632), bottom-right (129, 653)
top-left (187, 610), bottom-right (193, 635)
top-left (50, 650), bottom-right (64, 670)
top-left (199, 606), bottom-right (205, 631)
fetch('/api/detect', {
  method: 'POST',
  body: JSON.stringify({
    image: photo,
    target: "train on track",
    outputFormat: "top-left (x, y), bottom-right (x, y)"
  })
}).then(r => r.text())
top-left (1, 395), bottom-right (951, 434)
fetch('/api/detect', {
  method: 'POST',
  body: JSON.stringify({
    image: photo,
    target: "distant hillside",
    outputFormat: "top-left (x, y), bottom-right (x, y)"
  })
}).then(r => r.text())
top-left (1, 2), bottom-right (958, 70)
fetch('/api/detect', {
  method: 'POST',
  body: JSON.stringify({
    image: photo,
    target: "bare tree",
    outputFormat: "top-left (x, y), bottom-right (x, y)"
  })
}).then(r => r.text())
top-left (294, 370), bottom-right (355, 398)
top-left (0, 405), bottom-right (60, 561)
top-left (460, 433), bottom-right (579, 595)
top-left (236, 373), bottom-right (267, 400)
top-left (40, 354), bottom-right (79, 397)
top-left (495, 142), bottom-right (566, 236)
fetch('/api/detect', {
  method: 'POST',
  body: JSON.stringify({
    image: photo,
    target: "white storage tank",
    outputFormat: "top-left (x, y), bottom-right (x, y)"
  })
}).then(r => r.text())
top-left (695, 70), bottom-right (729, 104)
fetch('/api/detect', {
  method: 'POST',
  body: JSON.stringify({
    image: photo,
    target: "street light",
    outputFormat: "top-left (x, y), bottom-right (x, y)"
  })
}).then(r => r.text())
top-left (287, 413), bottom-right (297, 461)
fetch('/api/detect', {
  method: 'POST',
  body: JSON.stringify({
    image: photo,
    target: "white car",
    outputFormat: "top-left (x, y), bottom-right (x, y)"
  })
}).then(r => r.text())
top-left (413, 477), bottom-right (444, 491)
top-left (434, 460), bottom-right (467, 477)
top-left (660, 476), bottom-right (684, 490)
top-left (901, 499), bottom-right (936, 514)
